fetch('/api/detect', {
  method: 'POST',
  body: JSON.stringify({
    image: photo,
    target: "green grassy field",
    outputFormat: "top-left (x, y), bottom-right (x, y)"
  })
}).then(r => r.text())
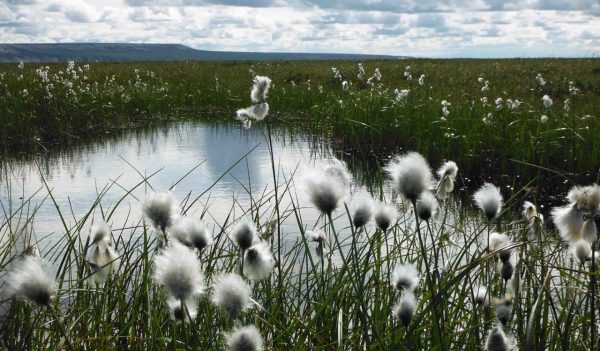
top-left (1, 59), bottom-right (599, 195)
top-left (1, 59), bottom-right (600, 350)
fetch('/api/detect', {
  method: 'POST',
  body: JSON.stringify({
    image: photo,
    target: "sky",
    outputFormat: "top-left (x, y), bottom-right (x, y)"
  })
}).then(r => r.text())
top-left (0, 0), bottom-right (599, 57)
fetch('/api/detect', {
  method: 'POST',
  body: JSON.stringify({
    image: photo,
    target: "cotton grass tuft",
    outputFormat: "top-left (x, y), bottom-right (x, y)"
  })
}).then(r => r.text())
top-left (169, 216), bottom-right (213, 251)
top-left (8, 255), bottom-right (56, 306)
top-left (392, 263), bottom-right (420, 291)
top-left (351, 191), bottom-right (374, 228)
top-left (226, 325), bottom-right (263, 351)
top-left (243, 242), bottom-right (276, 280)
top-left (153, 241), bottom-right (204, 301)
top-left (416, 191), bottom-right (437, 221)
top-left (142, 191), bottom-right (178, 233)
top-left (374, 201), bottom-right (397, 232)
top-left (251, 76), bottom-right (271, 103)
top-left (212, 273), bottom-right (252, 320)
top-left (473, 183), bottom-right (503, 221)
top-left (485, 325), bottom-right (509, 351)
top-left (385, 152), bottom-right (433, 203)
top-left (393, 291), bottom-right (417, 327)
top-left (231, 218), bottom-right (257, 250)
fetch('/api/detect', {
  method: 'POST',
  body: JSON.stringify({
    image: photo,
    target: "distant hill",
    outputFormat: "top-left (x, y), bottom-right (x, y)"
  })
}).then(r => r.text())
top-left (0, 43), bottom-right (404, 63)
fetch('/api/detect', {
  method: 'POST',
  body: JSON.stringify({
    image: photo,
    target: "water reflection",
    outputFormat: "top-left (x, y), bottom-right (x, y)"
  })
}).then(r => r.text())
top-left (0, 120), bottom-right (331, 241)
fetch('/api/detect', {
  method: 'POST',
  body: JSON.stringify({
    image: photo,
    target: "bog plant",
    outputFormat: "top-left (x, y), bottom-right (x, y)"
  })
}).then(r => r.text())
top-left (0, 62), bottom-right (600, 351)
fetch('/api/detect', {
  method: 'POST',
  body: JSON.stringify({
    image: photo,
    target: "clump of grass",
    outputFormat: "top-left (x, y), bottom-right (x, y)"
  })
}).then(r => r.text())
top-left (2, 59), bottom-right (600, 350)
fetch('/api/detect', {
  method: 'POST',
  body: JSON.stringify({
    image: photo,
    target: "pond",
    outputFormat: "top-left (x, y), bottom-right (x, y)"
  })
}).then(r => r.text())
top-left (0, 120), bottom-right (337, 248)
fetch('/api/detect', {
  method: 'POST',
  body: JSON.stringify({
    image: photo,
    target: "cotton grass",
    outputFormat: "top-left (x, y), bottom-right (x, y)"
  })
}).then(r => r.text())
top-left (385, 152), bottom-right (433, 203)
top-left (7, 255), bottom-right (56, 306)
top-left (374, 201), bottom-right (397, 232)
top-left (231, 218), bottom-right (257, 251)
top-left (303, 164), bottom-right (348, 216)
top-left (485, 325), bottom-right (509, 351)
top-left (153, 241), bottom-right (205, 301)
top-left (392, 263), bottom-right (420, 291)
top-left (169, 216), bottom-right (213, 251)
top-left (226, 325), bottom-right (263, 351)
top-left (473, 183), bottom-right (503, 221)
top-left (243, 242), bottom-right (275, 280)
top-left (142, 191), bottom-right (178, 233)
top-left (251, 76), bottom-right (271, 103)
top-left (393, 291), bottom-right (417, 327)
top-left (212, 273), bottom-right (252, 320)
top-left (351, 191), bottom-right (373, 228)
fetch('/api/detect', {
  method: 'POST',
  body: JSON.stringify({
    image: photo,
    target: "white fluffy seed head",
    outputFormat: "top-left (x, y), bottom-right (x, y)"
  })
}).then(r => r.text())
top-left (581, 219), bottom-right (598, 243)
top-left (392, 263), bottom-right (420, 291)
top-left (500, 260), bottom-right (514, 282)
top-left (251, 76), bottom-right (271, 103)
top-left (494, 297), bottom-right (513, 326)
top-left (437, 161), bottom-right (458, 179)
top-left (485, 325), bottom-right (509, 351)
top-left (416, 191), bottom-right (437, 221)
top-left (89, 243), bottom-right (120, 284)
top-left (522, 201), bottom-right (538, 221)
top-left (169, 216), bottom-right (213, 251)
top-left (393, 291), bottom-right (417, 327)
top-left (324, 159), bottom-right (353, 186)
top-left (572, 239), bottom-right (592, 263)
top-left (473, 183), bottom-right (503, 221)
top-left (385, 152), bottom-right (433, 202)
top-left (307, 230), bottom-right (326, 242)
top-left (226, 325), bottom-right (263, 351)
top-left (436, 176), bottom-right (455, 200)
top-left (488, 232), bottom-right (510, 252)
top-left (374, 201), bottom-right (397, 232)
top-left (212, 273), bottom-right (252, 320)
top-left (307, 230), bottom-right (327, 259)
top-left (552, 204), bottom-right (584, 242)
top-left (168, 297), bottom-right (198, 323)
top-left (142, 192), bottom-right (179, 233)
top-left (231, 218), bottom-right (257, 250)
top-left (153, 241), bottom-right (205, 300)
top-left (474, 285), bottom-right (490, 306)
top-left (303, 167), bottom-right (347, 216)
top-left (351, 192), bottom-right (374, 228)
top-left (243, 242), bottom-right (275, 281)
top-left (248, 102), bottom-right (269, 121)
top-left (90, 221), bottom-right (111, 244)
top-left (568, 184), bottom-right (600, 214)
top-left (8, 255), bottom-right (56, 306)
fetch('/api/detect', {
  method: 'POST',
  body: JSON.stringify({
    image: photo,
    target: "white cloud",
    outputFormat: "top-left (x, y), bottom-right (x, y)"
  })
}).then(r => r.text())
top-left (0, 0), bottom-right (598, 57)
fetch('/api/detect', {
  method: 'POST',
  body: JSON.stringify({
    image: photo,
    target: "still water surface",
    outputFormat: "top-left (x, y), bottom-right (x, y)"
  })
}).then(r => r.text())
top-left (0, 121), bottom-right (333, 245)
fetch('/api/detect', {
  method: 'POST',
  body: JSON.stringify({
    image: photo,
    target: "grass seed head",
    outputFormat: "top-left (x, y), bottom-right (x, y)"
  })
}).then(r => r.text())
top-left (243, 241), bottom-right (275, 281)
top-left (392, 263), bottom-right (420, 292)
top-left (251, 76), bottom-right (271, 103)
top-left (416, 191), bottom-right (437, 221)
top-left (473, 183), bottom-right (503, 221)
top-left (374, 201), bottom-right (397, 232)
top-left (231, 218), bottom-right (257, 250)
top-left (142, 191), bottom-right (178, 233)
top-left (485, 325), bottom-right (509, 351)
top-left (226, 325), bottom-right (263, 351)
top-left (385, 152), bottom-right (433, 203)
top-left (8, 255), bottom-right (56, 306)
top-left (552, 204), bottom-right (584, 242)
top-left (394, 291), bottom-right (417, 327)
top-left (170, 216), bottom-right (213, 251)
top-left (351, 191), bottom-right (374, 228)
top-left (153, 241), bottom-right (204, 301)
top-left (212, 273), bottom-right (252, 320)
